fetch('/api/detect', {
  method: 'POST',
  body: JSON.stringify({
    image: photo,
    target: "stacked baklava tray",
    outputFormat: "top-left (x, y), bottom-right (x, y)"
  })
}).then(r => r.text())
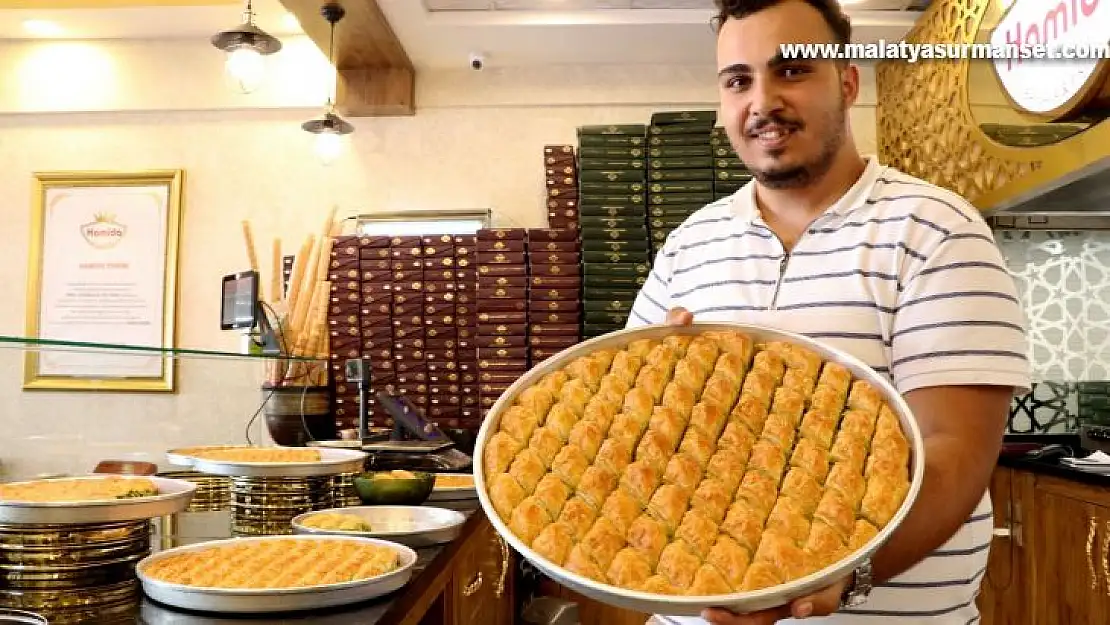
top-left (480, 330), bottom-right (912, 597)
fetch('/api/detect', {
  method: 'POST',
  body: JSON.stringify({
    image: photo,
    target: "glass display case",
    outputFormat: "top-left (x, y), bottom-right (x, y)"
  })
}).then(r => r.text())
top-left (0, 335), bottom-right (328, 483)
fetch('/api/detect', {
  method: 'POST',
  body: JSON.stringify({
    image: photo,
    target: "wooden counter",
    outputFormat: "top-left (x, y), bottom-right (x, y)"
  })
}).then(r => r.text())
top-left (980, 465), bottom-right (1110, 625)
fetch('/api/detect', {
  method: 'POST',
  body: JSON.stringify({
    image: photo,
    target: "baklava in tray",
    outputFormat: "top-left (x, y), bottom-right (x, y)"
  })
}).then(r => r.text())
top-left (0, 476), bottom-right (160, 503)
top-left (481, 329), bottom-right (912, 597)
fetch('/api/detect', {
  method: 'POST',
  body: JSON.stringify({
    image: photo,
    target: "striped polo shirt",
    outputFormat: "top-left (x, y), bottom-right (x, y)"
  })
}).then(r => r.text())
top-left (632, 157), bottom-right (1031, 625)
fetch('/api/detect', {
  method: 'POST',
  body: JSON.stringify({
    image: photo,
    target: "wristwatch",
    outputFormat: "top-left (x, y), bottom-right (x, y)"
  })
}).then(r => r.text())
top-left (839, 559), bottom-right (873, 608)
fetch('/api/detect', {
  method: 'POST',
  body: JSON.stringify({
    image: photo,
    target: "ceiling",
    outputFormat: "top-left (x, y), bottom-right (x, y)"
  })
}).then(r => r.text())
top-left (0, 0), bottom-right (930, 68)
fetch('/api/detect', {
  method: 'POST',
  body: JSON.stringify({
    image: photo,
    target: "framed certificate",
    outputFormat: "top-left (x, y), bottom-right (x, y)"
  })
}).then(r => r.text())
top-left (23, 170), bottom-right (184, 392)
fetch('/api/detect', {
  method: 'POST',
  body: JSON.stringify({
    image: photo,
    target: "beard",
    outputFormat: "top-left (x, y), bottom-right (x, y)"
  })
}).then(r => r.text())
top-left (748, 96), bottom-right (848, 191)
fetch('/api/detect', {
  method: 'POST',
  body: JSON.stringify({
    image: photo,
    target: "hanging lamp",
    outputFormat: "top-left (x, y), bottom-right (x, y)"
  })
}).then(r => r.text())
top-left (302, 3), bottom-right (353, 165)
top-left (211, 0), bottom-right (283, 94)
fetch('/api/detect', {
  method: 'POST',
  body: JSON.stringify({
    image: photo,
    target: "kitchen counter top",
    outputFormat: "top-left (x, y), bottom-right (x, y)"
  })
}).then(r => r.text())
top-left (998, 433), bottom-right (1110, 487)
top-left (997, 453), bottom-right (1110, 487)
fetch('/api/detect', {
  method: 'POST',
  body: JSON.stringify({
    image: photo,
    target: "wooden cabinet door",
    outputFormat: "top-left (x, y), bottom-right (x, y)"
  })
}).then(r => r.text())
top-left (978, 467), bottom-right (1030, 625)
top-left (1032, 490), bottom-right (1110, 625)
top-left (451, 519), bottom-right (514, 625)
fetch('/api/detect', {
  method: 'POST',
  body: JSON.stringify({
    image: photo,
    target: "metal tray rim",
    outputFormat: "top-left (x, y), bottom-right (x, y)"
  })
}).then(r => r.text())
top-left (136, 535), bottom-right (417, 597)
top-left (0, 476), bottom-right (197, 525)
top-left (472, 322), bottom-right (926, 615)
top-left (291, 506), bottom-right (466, 540)
top-left (187, 448), bottom-right (368, 477)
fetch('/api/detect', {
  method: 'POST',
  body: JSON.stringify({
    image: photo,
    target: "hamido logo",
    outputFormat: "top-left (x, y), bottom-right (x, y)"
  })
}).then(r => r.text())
top-left (81, 212), bottom-right (127, 249)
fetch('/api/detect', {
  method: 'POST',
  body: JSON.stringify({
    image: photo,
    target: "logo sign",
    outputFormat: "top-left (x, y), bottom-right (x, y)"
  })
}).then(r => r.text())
top-left (990, 0), bottom-right (1109, 119)
top-left (81, 212), bottom-right (126, 249)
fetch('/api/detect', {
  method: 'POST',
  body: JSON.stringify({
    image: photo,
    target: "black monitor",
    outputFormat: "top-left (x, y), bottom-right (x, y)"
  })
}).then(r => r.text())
top-left (220, 270), bottom-right (282, 355)
top-left (220, 271), bottom-right (259, 330)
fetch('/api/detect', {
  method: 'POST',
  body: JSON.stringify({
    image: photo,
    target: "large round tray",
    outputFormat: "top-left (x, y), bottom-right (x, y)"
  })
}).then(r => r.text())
top-left (0, 476), bottom-right (197, 525)
top-left (166, 446), bottom-right (251, 468)
top-left (136, 535), bottom-right (417, 613)
top-left (472, 323), bottom-right (925, 616)
top-left (292, 506), bottom-right (466, 548)
top-left (188, 448), bottom-right (367, 478)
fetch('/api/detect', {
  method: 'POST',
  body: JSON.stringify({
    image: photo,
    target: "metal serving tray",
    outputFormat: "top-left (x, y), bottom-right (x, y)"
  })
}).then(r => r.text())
top-left (427, 474), bottom-right (476, 502)
top-left (0, 476), bottom-right (197, 525)
top-left (136, 535), bottom-right (417, 613)
top-left (472, 322), bottom-right (926, 616)
top-left (292, 506), bottom-right (466, 548)
top-left (0, 609), bottom-right (47, 625)
top-left (188, 448), bottom-right (367, 478)
top-left (165, 446), bottom-right (252, 468)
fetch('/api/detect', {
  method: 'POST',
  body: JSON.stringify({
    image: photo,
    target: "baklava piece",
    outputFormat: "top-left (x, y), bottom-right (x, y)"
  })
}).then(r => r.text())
top-left (607, 548), bottom-right (654, 589)
top-left (509, 497), bottom-right (552, 545)
top-left (531, 522), bottom-right (576, 565)
top-left (528, 426), bottom-right (565, 468)
top-left (707, 534), bottom-right (752, 590)
top-left (484, 432), bottom-right (522, 476)
top-left (576, 465), bottom-right (620, 511)
top-left (646, 484), bottom-right (691, 535)
top-left (663, 452), bottom-right (705, 493)
top-left (601, 489), bottom-right (644, 536)
top-left (489, 473), bottom-right (526, 520)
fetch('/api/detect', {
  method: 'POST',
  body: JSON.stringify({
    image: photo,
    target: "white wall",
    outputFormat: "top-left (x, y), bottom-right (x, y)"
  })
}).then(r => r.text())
top-left (0, 37), bottom-right (878, 481)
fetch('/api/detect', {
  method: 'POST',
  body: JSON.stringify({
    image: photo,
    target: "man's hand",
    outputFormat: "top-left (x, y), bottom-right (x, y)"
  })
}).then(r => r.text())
top-left (665, 307), bottom-right (694, 326)
top-left (701, 577), bottom-right (850, 624)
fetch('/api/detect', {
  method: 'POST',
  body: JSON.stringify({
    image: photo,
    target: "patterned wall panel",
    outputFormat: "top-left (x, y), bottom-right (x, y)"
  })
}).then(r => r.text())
top-left (874, 0), bottom-right (1043, 202)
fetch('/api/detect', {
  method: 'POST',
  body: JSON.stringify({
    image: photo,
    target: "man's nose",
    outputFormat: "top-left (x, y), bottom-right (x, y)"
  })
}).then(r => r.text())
top-left (748, 76), bottom-right (785, 119)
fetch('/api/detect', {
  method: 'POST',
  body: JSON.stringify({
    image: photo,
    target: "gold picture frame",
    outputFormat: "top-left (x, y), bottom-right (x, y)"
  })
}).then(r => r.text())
top-left (23, 170), bottom-right (184, 392)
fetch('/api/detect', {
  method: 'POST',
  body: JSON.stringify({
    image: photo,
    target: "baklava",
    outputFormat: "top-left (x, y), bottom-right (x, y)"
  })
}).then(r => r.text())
top-left (484, 330), bottom-right (912, 596)
top-left (0, 476), bottom-right (160, 503)
top-left (141, 538), bottom-right (400, 588)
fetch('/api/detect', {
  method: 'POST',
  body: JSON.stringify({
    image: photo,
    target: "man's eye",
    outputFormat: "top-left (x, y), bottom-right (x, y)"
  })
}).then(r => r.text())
top-left (725, 76), bottom-right (750, 89)
top-left (781, 66), bottom-right (810, 78)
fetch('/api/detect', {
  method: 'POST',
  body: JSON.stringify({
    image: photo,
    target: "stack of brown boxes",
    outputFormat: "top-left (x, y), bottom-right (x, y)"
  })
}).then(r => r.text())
top-left (453, 235), bottom-right (481, 431)
top-left (388, 237), bottom-right (428, 419)
top-left (359, 236), bottom-right (397, 428)
top-left (526, 229), bottom-right (582, 365)
top-left (326, 236), bottom-right (382, 432)
top-left (545, 145), bottom-right (579, 231)
top-left (475, 228), bottom-right (529, 418)
top-left (420, 234), bottom-right (480, 430)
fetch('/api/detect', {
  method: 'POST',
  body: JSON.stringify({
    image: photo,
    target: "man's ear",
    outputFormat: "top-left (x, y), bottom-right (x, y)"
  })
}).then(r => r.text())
top-left (841, 62), bottom-right (861, 107)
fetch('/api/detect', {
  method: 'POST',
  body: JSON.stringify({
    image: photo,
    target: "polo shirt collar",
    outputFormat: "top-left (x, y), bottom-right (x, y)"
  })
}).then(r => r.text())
top-left (729, 155), bottom-right (883, 227)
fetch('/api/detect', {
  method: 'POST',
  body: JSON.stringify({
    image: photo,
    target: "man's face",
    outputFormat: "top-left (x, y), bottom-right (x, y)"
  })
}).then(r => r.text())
top-left (716, 0), bottom-right (859, 189)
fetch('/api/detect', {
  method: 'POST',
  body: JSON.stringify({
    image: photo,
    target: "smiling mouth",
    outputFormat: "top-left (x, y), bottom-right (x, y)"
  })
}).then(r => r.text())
top-left (748, 124), bottom-right (797, 149)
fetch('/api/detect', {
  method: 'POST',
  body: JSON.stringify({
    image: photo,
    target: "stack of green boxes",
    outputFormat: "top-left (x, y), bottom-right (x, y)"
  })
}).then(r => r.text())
top-left (576, 124), bottom-right (651, 339)
top-left (645, 111), bottom-right (717, 257)
top-left (711, 126), bottom-right (753, 200)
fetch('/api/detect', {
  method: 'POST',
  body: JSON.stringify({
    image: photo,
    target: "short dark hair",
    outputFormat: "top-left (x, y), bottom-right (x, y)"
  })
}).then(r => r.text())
top-left (713, 0), bottom-right (852, 46)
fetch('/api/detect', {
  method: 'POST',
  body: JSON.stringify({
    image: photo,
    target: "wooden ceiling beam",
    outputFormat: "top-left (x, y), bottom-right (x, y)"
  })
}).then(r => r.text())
top-left (279, 0), bottom-right (415, 117)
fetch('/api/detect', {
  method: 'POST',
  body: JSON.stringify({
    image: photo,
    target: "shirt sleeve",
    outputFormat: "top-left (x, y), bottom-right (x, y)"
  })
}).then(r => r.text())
top-left (625, 235), bottom-right (678, 329)
top-left (890, 219), bottom-right (1032, 395)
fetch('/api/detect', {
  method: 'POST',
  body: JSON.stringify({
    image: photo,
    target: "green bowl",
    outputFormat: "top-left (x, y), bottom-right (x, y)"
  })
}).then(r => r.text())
top-left (352, 471), bottom-right (435, 506)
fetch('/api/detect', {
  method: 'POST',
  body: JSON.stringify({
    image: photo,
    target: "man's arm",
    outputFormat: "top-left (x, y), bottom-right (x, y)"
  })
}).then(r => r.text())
top-left (868, 384), bottom-right (1010, 583)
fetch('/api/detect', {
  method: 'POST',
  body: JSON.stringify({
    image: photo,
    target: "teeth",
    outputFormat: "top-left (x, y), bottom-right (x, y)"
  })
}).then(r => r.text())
top-left (759, 129), bottom-right (787, 140)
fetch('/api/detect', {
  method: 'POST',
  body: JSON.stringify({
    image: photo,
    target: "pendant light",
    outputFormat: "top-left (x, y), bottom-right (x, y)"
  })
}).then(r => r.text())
top-left (212, 0), bottom-right (282, 94)
top-left (302, 3), bottom-right (354, 166)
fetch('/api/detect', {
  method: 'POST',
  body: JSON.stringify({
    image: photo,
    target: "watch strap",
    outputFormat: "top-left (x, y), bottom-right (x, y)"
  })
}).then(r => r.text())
top-left (840, 559), bottom-right (873, 608)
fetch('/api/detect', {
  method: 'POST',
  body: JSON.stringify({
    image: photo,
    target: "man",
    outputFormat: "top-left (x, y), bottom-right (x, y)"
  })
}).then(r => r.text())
top-left (629, 1), bottom-right (1030, 624)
